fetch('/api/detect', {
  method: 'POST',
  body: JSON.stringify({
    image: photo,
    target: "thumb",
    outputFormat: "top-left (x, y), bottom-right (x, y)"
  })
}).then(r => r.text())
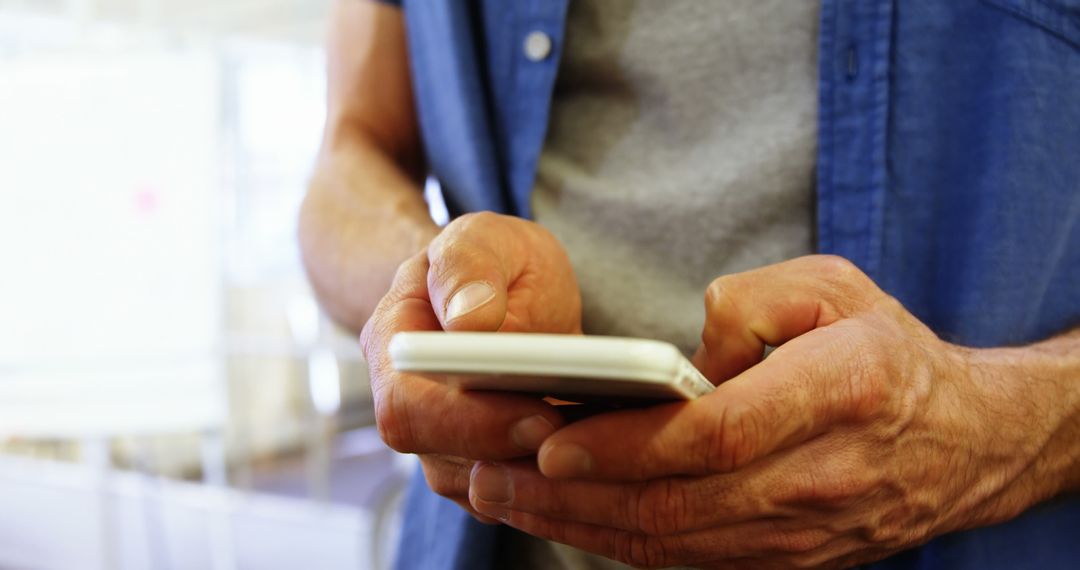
top-left (537, 329), bottom-right (860, 481)
top-left (700, 255), bottom-right (882, 382)
top-left (426, 224), bottom-right (517, 333)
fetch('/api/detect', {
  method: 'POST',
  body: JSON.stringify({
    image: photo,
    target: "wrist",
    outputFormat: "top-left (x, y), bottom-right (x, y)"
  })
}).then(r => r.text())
top-left (969, 338), bottom-right (1080, 505)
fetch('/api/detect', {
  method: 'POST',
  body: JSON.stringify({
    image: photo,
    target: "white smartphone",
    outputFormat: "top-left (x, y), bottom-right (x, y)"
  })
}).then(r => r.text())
top-left (389, 332), bottom-right (715, 401)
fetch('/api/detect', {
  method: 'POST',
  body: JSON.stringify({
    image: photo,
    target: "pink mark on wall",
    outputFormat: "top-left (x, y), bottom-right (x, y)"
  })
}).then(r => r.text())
top-left (133, 186), bottom-right (160, 216)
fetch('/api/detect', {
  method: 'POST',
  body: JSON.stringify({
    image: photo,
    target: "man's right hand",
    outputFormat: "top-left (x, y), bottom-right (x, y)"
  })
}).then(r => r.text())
top-left (360, 212), bottom-right (582, 522)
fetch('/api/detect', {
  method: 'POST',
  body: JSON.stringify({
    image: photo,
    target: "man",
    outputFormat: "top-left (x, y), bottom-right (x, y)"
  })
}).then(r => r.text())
top-left (300, 0), bottom-right (1080, 568)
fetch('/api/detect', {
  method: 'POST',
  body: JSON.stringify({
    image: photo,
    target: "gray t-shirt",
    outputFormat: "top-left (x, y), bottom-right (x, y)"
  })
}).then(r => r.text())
top-left (532, 0), bottom-right (820, 354)
top-left (514, 1), bottom-right (821, 568)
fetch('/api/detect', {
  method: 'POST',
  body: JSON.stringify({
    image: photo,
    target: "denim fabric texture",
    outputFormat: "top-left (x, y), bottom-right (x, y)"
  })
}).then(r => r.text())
top-left (383, 0), bottom-right (1080, 568)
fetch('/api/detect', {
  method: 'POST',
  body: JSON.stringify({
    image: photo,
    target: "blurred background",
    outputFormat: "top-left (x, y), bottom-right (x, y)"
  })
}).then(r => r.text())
top-left (0, 1), bottom-right (412, 568)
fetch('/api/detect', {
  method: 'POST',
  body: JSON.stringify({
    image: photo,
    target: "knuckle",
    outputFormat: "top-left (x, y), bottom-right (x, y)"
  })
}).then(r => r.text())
top-left (613, 533), bottom-right (671, 570)
top-left (374, 405), bottom-right (404, 451)
top-left (871, 293), bottom-right (905, 316)
top-left (426, 224), bottom-right (453, 257)
top-left (447, 211), bottom-right (500, 236)
top-left (429, 214), bottom-right (489, 260)
top-left (812, 254), bottom-right (863, 283)
top-left (426, 239), bottom-right (493, 297)
top-left (702, 276), bottom-right (745, 350)
top-left (810, 255), bottom-right (883, 311)
top-left (857, 523), bottom-right (903, 548)
top-left (704, 275), bottom-right (739, 315)
top-left (391, 251), bottom-right (425, 285)
top-left (427, 240), bottom-right (468, 278)
top-left (373, 384), bottom-right (415, 452)
top-left (635, 480), bottom-right (689, 536)
top-left (420, 458), bottom-right (466, 498)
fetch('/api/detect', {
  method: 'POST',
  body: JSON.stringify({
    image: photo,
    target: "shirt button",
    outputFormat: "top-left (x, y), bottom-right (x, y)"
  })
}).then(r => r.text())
top-left (523, 30), bottom-right (552, 62)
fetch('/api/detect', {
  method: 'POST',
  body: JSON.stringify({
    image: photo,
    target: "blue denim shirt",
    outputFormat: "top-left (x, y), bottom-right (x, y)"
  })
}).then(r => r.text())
top-left (386, 0), bottom-right (1080, 568)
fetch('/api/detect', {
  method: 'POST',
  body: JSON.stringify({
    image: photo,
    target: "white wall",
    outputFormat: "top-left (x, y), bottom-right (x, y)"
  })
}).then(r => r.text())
top-left (0, 51), bottom-right (222, 365)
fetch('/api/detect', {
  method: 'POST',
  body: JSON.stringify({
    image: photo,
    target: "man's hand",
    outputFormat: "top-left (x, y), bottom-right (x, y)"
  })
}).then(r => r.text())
top-left (361, 212), bottom-right (582, 522)
top-left (467, 255), bottom-right (1078, 568)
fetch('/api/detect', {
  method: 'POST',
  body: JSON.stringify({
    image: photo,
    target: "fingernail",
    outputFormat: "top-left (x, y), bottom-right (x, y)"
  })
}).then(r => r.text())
top-left (474, 502), bottom-right (510, 524)
top-left (445, 281), bottom-right (496, 322)
top-left (540, 443), bottom-right (593, 478)
top-left (472, 463), bottom-right (514, 505)
top-left (511, 415), bottom-right (555, 451)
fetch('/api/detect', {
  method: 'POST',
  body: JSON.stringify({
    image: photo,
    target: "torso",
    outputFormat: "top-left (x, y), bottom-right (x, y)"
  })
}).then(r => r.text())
top-left (521, 1), bottom-right (821, 567)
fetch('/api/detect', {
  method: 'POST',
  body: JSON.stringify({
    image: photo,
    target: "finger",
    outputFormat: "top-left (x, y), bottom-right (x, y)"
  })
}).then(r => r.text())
top-left (468, 461), bottom-right (780, 536)
top-left (419, 454), bottom-right (472, 499)
top-left (691, 343), bottom-right (708, 375)
top-left (417, 455), bottom-right (501, 525)
top-left (362, 253), bottom-right (564, 459)
top-left (496, 510), bottom-right (837, 569)
top-left (701, 255), bottom-right (883, 382)
top-left (454, 498), bottom-right (502, 525)
top-left (538, 326), bottom-right (866, 480)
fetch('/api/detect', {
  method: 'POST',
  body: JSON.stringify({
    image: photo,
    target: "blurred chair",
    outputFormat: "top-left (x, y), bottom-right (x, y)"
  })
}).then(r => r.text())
top-left (0, 358), bottom-right (232, 570)
top-left (0, 452), bottom-right (374, 570)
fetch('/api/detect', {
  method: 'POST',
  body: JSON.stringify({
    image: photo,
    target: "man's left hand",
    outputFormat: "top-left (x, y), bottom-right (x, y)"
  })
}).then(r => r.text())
top-left (468, 255), bottom-right (1062, 569)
